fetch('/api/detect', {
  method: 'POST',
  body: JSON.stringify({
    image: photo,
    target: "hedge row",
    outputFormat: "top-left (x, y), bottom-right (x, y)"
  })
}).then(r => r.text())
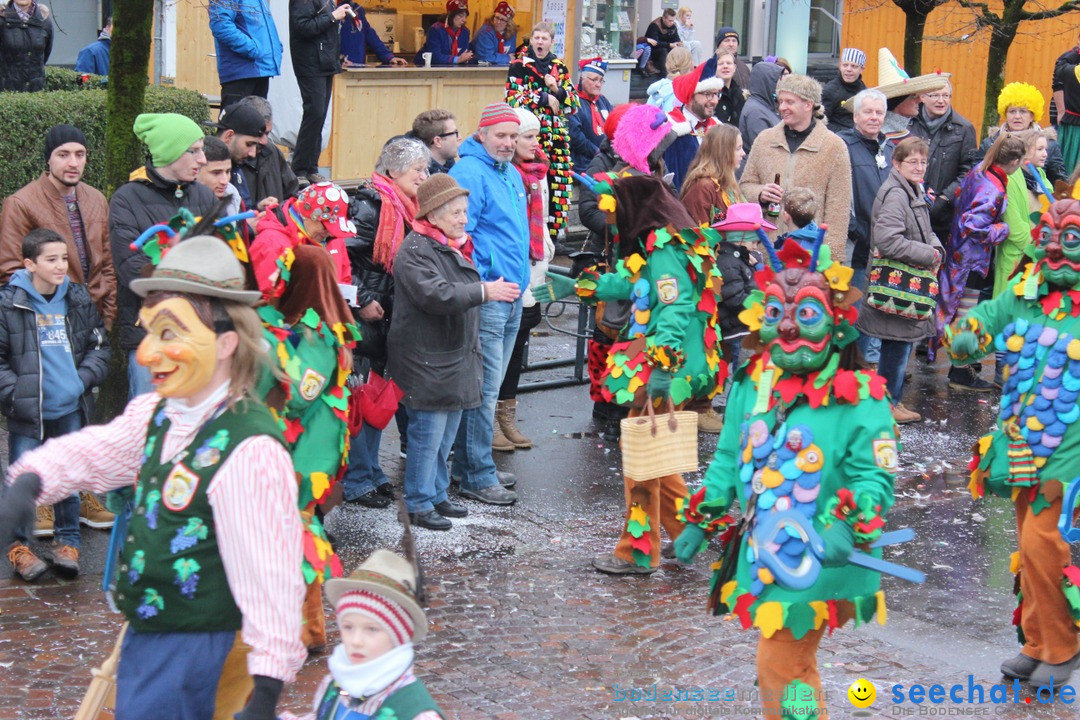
top-left (0, 69), bottom-right (209, 200)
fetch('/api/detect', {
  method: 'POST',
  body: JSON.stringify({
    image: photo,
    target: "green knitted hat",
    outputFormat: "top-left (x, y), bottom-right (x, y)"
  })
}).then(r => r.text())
top-left (133, 113), bottom-right (205, 167)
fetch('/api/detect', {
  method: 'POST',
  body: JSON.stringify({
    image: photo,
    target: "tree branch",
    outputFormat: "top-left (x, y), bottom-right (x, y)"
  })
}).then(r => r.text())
top-left (954, 0), bottom-right (998, 22)
top-left (1020, 0), bottom-right (1080, 21)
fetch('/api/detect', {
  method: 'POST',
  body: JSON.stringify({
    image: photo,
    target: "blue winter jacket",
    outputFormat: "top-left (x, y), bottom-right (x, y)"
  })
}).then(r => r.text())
top-left (208, 0), bottom-right (282, 84)
top-left (339, 5), bottom-right (393, 65)
top-left (471, 22), bottom-right (514, 65)
top-left (74, 35), bottom-right (109, 75)
top-left (568, 90), bottom-right (613, 172)
top-left (415, 21), bottom-right (470, 66)
top-left (449, 137), bottom-right (530, 288)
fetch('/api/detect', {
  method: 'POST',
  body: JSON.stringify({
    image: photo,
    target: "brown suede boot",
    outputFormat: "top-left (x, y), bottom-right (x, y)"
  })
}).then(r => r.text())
top-left (492, 401), bottom-right (515, 452)
top-left (499, 398), bottom-right (532, 449)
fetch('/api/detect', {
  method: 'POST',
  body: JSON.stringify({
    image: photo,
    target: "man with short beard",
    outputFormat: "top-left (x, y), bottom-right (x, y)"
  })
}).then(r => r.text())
top-left (0, 125), bottom-right (115, 328)
top-left (447, 103), bottom-right (527, 507)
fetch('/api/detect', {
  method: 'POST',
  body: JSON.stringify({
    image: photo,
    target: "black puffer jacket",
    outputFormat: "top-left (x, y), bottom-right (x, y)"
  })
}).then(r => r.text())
top-left (240, 141), bottom-right (300, 207)
top-left (346, 184), bottom-right (396, 316)
top-left (109, 165), bottom-right (218, 350)
top-left (0, 2), bottom-right (52, 92)
top-left (715, 241), bottom-right (756, 338)
top-left (289, 0), bottom-right (341, 76)
top-left (579, 138), bottom-right (621, 260)
top-left (0, 281), bottom-right (110, 438)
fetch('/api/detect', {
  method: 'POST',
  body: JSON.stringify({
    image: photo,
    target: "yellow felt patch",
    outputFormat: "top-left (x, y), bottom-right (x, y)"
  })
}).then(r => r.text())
top-left (629, 504), bottom-right (648, 527)
top-left (310, 472), bottom-right (330, 502)
top-left (810, 600), bottom-right (829, 628)
top-left (875, 590), bottom-right (887, 625)
top-left (754, 601), bottom-right (785, 638)
top-left (720, 580), bottom-right (738, 606)
top-left (1010, 551), bottom-right (1020, 575)
top-left (625, 253), bottom-right (646, 275)
top-left (598, 194), bottom-right (616, 212)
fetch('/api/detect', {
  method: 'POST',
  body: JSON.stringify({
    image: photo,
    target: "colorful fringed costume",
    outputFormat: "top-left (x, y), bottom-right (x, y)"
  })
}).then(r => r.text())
top-left (505, 49), bottom-right (578, 240)
top-left (679, 236), bottom-right (897, 720)
top-left (577, 171), bottom-right (726, 571)
top-left (945, 197), bottom-right (1080, 678)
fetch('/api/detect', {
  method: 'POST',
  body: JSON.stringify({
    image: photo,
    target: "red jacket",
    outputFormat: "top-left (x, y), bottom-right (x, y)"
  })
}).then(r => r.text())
top-left (250, 199), bottom-right (350, 296)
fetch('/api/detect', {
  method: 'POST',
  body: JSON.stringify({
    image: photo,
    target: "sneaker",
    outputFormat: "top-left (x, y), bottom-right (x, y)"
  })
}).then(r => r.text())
top-left (891, 403), bottom-right (922, 425)
top-left (948, 365), bottom-right (994, 392)
top-left (496, 470), bottom-right (516, 488)
top-left (697, 408), bottom-right (724, 434)
top-left (433, 500), bottom-right (468, 518)
top-left (1028, 650), bottom-right (1080, 687)
top-left (34, 505), bottom-right (54, 538)
top-left (48, 544), bottom-right (79, 578)
top-left (345, 490), bottom-right (391, 509)
top-left (458, 484), bottom-right (518, 505)
top-left (399, 441), bottom-right (408, 459)
top-left (6, 543), bottom-right (47, 582)
top-left (408, 509), bottom-right (452, 531)
top-left (79, 492), bottom-right (115, 529)
top-left (375, 482), bottom-right (395, 499)
top-left (591, 553), bottom-right (656, 575)
top-left (1001, 653), bottom-right (1040, 681)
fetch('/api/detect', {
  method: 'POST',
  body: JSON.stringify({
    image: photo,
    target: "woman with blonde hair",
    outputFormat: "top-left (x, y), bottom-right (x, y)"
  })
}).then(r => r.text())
top-left (675, 7), bottom-right (701, 62)
top-left (646, 46), bottom-right (693, 112)
top-left (997, 128), bottom-right (1052, 298)
top-left (680, 123), bottom-right (746, 226)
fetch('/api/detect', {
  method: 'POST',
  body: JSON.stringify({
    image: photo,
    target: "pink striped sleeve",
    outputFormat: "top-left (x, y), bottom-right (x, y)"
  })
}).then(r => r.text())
top-left (209, 436), bottom-right (307, 683)
top-left (8, 393), bottom-right (158, 505)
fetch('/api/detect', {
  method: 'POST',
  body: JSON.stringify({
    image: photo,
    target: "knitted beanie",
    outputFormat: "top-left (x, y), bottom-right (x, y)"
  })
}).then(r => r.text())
top-left (613, 104), bottom-right (671, 174)
top-left (133, 113), bottom-right (205, 167)
top-left (714, 26), bottom-right (738, 47)
top-left (43, 124), bottom-right (87, 162)
top-left (513, 108), bottom-right (541, 134)
top-left (478, 102), bottom-right (520, 128)
top-left (336, 589), bottom-right (415, 646)
top-left (416, 173), bottom-right (470, 219)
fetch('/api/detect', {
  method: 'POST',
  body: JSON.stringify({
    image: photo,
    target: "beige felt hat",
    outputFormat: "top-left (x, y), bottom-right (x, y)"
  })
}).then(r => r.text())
top-left (842, 48), bottom-right (950, 109)
top-left (129, 235), bottom-right (261, 305)
top-left (324, 549), bottom-right (427, 643)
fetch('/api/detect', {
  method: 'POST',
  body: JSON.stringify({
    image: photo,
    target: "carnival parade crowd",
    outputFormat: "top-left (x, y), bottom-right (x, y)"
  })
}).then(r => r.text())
top-left (3, 0), bottom-right (1080, 717)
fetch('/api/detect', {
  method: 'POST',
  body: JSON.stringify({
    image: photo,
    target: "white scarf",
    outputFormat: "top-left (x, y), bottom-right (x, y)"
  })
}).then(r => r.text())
top-left (327, 642), bottom-right (415, 700)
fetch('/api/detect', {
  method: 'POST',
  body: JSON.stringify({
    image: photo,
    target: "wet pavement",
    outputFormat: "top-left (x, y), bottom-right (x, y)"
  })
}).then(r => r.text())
top-left (1, 320), bottom-right (1079, 719)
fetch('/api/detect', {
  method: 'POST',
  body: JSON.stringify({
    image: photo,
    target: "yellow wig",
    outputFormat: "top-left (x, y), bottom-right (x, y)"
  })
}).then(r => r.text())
top-left (997, 82), bottom-right (1044, 123)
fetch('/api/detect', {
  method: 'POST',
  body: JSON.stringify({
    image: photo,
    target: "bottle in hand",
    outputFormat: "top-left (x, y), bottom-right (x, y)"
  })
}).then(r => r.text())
top-left (766, 173), bottom-right (782, 218)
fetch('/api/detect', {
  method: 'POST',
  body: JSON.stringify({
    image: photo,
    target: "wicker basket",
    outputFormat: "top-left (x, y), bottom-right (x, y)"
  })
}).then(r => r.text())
top-left (620, 400), bottom-right (699, 481)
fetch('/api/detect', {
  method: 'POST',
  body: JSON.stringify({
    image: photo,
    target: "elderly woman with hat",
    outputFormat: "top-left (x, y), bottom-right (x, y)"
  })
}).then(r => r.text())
top-left (388, 174), bottom-right (520, 531)
top-left (472, 1), bottom-right (516, 65)
top-left (975, 82), bottom-right (1068, 183)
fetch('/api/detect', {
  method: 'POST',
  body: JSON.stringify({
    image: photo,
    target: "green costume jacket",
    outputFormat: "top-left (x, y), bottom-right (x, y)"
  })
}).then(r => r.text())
top-left (687, 353), bottom-right (897, 639)
top-left (946, 265), bottom-right (1080, 510)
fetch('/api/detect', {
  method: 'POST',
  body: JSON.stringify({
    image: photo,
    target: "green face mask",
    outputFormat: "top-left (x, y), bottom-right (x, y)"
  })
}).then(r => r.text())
top-left (759, 270), bottom-right (835, 373)
top-left (1032, 217), bottom-right (1080, 290)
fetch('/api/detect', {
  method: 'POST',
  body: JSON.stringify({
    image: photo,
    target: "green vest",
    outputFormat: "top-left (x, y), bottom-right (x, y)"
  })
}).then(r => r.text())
top-left (115, 398), bottom-right (285, 632)
top-left (315, 678), bottom-right (443, 720)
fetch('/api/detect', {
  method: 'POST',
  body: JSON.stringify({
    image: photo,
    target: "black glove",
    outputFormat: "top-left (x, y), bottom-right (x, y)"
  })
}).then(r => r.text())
top-left (234, 675), bottom-right (283, 720)
top-left (0, 473), bottom-right (41, 549)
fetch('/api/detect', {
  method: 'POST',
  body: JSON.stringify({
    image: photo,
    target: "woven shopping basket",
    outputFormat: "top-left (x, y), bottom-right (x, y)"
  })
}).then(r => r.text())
top-left (620, 398), bottom-right (699, 481)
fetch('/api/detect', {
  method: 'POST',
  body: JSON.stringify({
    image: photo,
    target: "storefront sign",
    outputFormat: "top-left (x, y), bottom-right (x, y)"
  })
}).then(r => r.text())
top-left (542, 0), bottom-right (568, 58)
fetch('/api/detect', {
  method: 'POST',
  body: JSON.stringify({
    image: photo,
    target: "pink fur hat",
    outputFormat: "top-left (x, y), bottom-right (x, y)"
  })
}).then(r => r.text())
top-left (612, 104), bottom-right (672, 174)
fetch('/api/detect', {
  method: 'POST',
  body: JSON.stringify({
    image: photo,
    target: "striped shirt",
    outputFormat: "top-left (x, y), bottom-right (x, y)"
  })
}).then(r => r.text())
top-left (8, 383), bottom-right (307, 683)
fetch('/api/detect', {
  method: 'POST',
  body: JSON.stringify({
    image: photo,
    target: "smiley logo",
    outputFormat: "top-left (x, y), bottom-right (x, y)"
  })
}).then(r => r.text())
top-left (848, 678), bottom-right (876, 708)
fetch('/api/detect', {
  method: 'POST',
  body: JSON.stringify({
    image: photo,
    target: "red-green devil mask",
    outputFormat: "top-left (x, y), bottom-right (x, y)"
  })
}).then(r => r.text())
top-left (1031, 199), bottom-right (1080, 290)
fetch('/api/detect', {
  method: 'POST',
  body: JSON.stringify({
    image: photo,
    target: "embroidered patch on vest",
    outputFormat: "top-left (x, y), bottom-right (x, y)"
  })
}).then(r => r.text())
top-left (192, 443), bottom-right (221, 470)
top-left (656, 276), bottom-right (679, 304)
top-left (163, 464), bottom-right (200, 512)
top-left (873, 439), bottom-right (898, 472)
top-left (299, 367), bottom-right (328, 401)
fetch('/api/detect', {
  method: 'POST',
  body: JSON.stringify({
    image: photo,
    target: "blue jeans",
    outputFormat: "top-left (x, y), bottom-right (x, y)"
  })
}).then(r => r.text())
top-left (877, 339), bottom-right (913, 402)
top-left (8, 410), bottom-right (83, 547)
top-left (116, 628), bottom-right (234, 720)
top-left (404, 407), bottom-right (462, 513)
top-left (128, 349), bottom-right (152, 398)
top-left (453, 298), bottom-right (522, 491)
top-left (851, 265), bottom-right (881, 364)
top-left (341, 422), bottom-right (390, 500)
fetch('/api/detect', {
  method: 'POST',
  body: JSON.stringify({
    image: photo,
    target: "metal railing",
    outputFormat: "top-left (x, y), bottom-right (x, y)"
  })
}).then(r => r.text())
top-left (518, 265), bottom-right (593, 393)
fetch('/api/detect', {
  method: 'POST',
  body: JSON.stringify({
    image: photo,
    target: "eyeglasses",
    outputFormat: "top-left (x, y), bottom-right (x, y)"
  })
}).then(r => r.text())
top-left (696, 91), bottom-right (720, 99)
top-left (902, 159), bottom-right (929, 167)
top-left (437, 130), bottom-right (460, 139)
top-left (185, 147), bottom-right (206, 156)
top-left (924, 93), bottom-right (951, 101)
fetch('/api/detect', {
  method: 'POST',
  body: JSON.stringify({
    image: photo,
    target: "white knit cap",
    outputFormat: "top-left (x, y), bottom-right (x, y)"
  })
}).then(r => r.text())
top-left (335, 589), bottom-right (415, 646)
top-left (841, 48), bottom-right (866, 66)
top-left (513, 108), bottom-right (540, 133)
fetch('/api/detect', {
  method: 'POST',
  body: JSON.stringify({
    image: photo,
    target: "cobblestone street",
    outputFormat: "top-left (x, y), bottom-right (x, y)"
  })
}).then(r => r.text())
top-left (1, 343), bottom-right (1076, 719)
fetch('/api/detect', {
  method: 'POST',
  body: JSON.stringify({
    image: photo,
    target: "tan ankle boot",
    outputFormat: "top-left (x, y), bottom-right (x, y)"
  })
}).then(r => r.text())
top-left (493, 401), bottom-right (516, 452)
top-left (499, 398), bottom-right (533, 449)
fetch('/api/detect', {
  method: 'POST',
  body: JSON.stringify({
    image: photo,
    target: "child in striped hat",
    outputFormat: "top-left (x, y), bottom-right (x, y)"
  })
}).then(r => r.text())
top-left (283, 550), bottom-right (444, 720)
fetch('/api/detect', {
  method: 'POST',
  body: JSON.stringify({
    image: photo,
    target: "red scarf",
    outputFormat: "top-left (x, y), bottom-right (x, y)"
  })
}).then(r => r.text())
top-left (444, 23), bottom-right (462, 55)
top-left (579, 91), bottom-right (605, 137)
top-left (514, 151), bottom-right (550, 260)
top-left (370, 172), bottom-right (418, 273)
top-left (413, 218), bottom-right (474, 261)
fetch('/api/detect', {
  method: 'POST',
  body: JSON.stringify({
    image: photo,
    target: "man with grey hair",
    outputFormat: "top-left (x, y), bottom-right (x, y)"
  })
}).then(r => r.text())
top-left (235, 95), bottom-right (300, 206)
top-left (909, 80), bottom-right (976, 247)
top-left (740, 73), bottom-right (852, 259)
top-left (446, 102), bottom-right (529, 506)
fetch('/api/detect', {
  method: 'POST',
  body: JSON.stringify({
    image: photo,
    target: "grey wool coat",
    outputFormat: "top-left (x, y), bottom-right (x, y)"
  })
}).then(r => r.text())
top-left (855, 168), bottom-right (944, 343)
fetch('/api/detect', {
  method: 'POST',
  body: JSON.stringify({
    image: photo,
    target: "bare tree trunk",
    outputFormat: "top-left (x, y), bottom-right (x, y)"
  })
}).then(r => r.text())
top-left (981, 22), bottom-right (1019, 138)
top-left (904, 12), bottom-right (927, 75)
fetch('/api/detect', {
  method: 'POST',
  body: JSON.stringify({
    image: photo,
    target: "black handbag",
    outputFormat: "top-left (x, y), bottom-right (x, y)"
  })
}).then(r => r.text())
top-left (353, 316), bottom-right (390, 360)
